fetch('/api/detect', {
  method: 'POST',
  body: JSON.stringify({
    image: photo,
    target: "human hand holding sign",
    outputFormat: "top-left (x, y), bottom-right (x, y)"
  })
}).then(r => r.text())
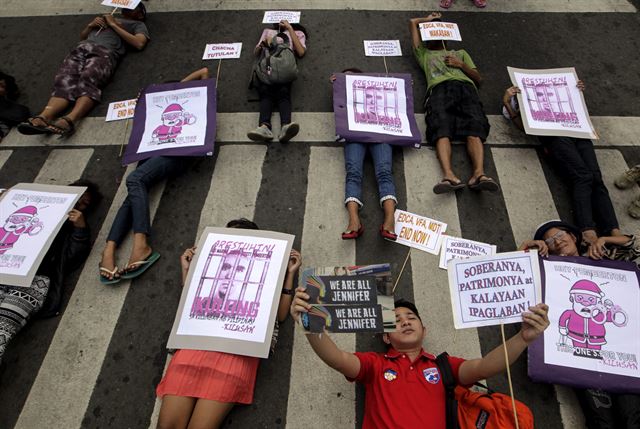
top-left (180, 246), bottom-right (197, 286)
top-left (519, 303), bottom-right (550, 344)
top-left (503, 86), bottom-right (521, 104)
top-left (288, 249), bottom-right (302, 273)
top-left (290, 286), bottom-right (311, 323)
top-left (88, 16), bottom-right (107, 29)
top-left (444, 54), bottom-right (464, 68)
top-left (103, 14), bottom-right (117, 28)
top-left (67, 209), bottom-right (86, 228)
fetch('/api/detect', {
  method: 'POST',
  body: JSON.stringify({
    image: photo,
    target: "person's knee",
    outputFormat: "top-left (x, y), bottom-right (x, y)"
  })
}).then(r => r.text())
top-left (375, 163), bottom-right (393, 182)
top-left (126, 171), bottom-right (145, 189)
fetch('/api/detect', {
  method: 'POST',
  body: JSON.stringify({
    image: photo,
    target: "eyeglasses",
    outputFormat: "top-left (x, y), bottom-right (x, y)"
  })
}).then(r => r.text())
top-left (573, 294), bottom-right (598, 305)
top-left (544, 230), bottom-right (567, 248)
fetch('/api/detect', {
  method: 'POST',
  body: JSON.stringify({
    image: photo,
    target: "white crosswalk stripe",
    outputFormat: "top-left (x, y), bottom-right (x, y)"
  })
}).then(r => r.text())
top-left (33, 149), bottom-right (94, 185)
top-left (0, 150), bottom-right (12, 171)
top-left (287, 146), bottom-right (357, 427)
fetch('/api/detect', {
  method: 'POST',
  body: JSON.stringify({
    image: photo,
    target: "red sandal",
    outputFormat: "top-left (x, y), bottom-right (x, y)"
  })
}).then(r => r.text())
top-left (472, 0), bottom-right (487, 8)
top-left (380, 225), bottom-right (398, 241)
top-left (440, 0), bottom-right (455, 8)
top-left (342, 225), bottom-right (364, 240)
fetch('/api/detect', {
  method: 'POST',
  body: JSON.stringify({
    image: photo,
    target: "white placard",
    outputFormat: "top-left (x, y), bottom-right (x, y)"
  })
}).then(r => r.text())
top-left (448, 251), bottom-right (542, 329)
top-left (393, 209), bottom-right (447, 255)
top-left (508, 67), bottom-right (597, 140)
top-left (439, 236), bottom-right (497, 270)
top-left (262, 10), bottom-right (301, 24)
top-left (363, 40), bottom-right (402, 57)
top-left (139, 85), bottom-right (208, 152)
top-left (542, 258), bottom-right (640, 378)
top-left (202, 43), bottom-right (243, 60)
top-left (106, 98), bottom-right (137, 122)
top-left (419, 22), bottom-right (462, 41)
top-left (0, 184), bottom-right (85, 287)
top-left (168, 228), bottom-right (294, 358)
top-left (345, 74), bottom-right (413, 138)
top-left (101, 0), bottom-right (141, 10)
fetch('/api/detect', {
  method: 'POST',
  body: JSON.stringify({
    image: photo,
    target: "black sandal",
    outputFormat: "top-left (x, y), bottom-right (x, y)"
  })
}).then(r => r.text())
top-left (468, 175), bottom-right (500, 192)
top-left (49, 116), bottom-right (76, 138)
top-left (17, 116), bottom-right (54, 135)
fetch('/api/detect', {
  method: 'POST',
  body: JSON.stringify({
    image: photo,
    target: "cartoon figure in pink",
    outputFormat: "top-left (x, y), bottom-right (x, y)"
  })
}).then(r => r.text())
top-left (151, 103), bottom-right (196, 144)
top-left (0, 206), bottom-right (44, 255)
top-left (558, 279), bottom-right (628, 350)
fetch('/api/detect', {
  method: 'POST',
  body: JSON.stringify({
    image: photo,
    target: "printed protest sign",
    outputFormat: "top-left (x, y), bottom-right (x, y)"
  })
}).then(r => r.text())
top-left (122, 79), bottom-right (216, 165)
top-left (299, 264), bottom-right (395, 334)
top-left (529, 256), bottom-right (640, 393)
top-left (439, 236), bottom-right (497, 270)
top-left (106, 98), bottom-right (137, 122)
top-left (202, 43), bottom-right (243, 60)
top-left (508, 67), bottom-right (597, 139)
top-left (0, 183), bottom-right (85, 287)
top-left (167, 227), bottom-right (293, 358)
top-left (101, 0), bottom-right (141, 9)
top-left (262, 11), bottom-right (301, 24)
top-left (448, 251), bottom-right (542, 329)
top-left (419, 22), bottom-right (462, 41)
top-left (364, 40), bottom-right (402, 57)
top-left (333, 73), bottom-right (422, 147)
top-left (393, 209), bottom-right (447, 255)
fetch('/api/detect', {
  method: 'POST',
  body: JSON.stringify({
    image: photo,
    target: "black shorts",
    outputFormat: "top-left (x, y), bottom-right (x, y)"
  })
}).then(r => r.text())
top-left (424, 80), bottom-right (490, 145)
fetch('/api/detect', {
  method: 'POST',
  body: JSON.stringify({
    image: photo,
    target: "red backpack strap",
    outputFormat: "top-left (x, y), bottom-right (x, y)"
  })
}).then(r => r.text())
top-left (435, 352), bottom-right (460, 429)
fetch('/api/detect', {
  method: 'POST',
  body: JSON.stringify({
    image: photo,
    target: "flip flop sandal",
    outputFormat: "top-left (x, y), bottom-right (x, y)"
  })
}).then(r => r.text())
top-left (433, 178), bottom-right (466, 194)
top-left (468, 175), bottom-right (500, 192)
top-left (16, 116), bottom-right (54, 135)
top-left (49, 116), bottom-right (76, 138)
top-left (440, 0), bottom-right (455, 8)
top-left (99, 266), bottom-right (121, 285)
top-left (472, 0), bottom-right (487, 7)
top-left (120, 251), bottom-right (161, 279)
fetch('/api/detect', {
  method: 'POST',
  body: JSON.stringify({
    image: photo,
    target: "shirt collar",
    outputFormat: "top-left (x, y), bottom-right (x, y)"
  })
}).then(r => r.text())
top-left (384, 347), bottom-right (435, 361)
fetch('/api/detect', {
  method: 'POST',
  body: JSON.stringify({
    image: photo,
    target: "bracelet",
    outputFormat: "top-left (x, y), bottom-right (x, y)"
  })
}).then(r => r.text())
top-left (281, 288), bottom-right (295, 296)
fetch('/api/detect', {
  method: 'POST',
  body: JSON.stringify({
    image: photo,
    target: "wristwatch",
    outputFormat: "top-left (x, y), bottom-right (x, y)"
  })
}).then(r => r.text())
top-left (281, 288), bottom-right (295, 295)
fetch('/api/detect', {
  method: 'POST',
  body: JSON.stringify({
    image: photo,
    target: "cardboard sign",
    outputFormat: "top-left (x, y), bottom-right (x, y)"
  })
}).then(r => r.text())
top-left (167, 227), bottom-right (294, 358)
top-left (332, 73), bottom-right (422, 147)
top-left (393, 209), bottom-right (447, 255)
top-left (448, 251), bottom-right (542, 329)
top-left (0, 183), bottom-right (85, 287)
top-left (364, 40), bottom-right (402, 57)
top-left (262, 10), bottom-right (301, 24)
top-left (122, 79), bottom-right (216, 165)
top-left (529, 256), bottom-right (640, 393)
top-left (300, 264), bottom-right (395, 334)
top-left (106, 98), bottom-right (137, 122)
top-left (202, 43), bottom-right (243, 60)
top-left (508, 67), bottom-right (597, 140)
top-left (419, 22), bottom-right (462, 41)
top-left (439, 236), bottom-right (497, 270)
top-left (101, 0), bottom-right (141, 9)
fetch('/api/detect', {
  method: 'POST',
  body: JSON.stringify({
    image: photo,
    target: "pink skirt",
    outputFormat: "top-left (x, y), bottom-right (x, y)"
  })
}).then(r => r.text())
top-left (156, 349), bottom-right (260, 404)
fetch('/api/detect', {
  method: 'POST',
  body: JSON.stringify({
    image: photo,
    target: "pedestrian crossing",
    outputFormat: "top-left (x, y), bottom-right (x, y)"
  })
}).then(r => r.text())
top-left (0, 140), bottom-right (638, 429)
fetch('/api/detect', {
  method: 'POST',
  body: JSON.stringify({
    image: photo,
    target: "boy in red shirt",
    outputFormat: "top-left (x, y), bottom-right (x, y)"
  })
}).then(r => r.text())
top-left (291, 294), bottom-right (549, 428)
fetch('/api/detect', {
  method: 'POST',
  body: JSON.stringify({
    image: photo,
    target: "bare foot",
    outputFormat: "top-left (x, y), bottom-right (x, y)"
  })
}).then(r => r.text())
top-left (100, 246), bottom-right (119, 280)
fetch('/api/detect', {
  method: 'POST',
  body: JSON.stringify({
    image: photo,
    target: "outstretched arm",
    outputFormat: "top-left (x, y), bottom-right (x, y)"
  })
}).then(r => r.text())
top-left (281, 20), bottom-right (306, 57)
top-left (458, 304), bottom-right (549, 385)
top-left (291, 287), bottom-right (361, 378)
top-left (408, 12), bottom-right (441, 50)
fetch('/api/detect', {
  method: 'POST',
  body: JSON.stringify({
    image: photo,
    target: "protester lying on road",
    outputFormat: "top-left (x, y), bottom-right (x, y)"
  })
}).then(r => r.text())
top-left (155, 218), bottom-right (301, 429)
top-left (17, 3), bottom-right (149, 138)
top-left (409, 12), bottom-right (498, 194)
top-left (291, 294), bottom-right (549, 428)
top-left (0, 71), bottom-right (30, 142)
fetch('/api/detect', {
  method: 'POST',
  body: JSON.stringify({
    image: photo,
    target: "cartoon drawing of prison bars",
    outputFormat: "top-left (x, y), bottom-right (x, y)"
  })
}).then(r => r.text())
top-left (522, 79), bottom-right (577, 123)
top-left (352, 82), bottom-right (401, 127)
top-left (190, 245), bottom-right (272, 318)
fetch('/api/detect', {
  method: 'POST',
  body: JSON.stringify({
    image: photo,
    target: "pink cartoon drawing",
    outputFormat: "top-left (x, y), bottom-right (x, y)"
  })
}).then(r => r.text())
top-left (0, 206), bottom-right (44, 254)
top-left (151, 103), bottom-right (196, 144)
top-left (558, 279), bottom-right (628, 351)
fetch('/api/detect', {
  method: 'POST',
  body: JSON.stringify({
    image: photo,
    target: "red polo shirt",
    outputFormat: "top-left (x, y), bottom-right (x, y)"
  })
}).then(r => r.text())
top-left (348, 348), bottom-right (465, 429)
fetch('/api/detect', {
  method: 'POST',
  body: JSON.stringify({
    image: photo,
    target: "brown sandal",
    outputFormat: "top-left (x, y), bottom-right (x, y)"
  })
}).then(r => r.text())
top-left (49, 116), bottom-right (76, 138)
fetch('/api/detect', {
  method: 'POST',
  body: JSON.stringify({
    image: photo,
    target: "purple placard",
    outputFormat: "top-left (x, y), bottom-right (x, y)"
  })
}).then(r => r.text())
top-left (333, 73), bottom-right (421, 147)
top-left (528, 255), bottom-right (640, 394)
top-left (122, 79), bottom-right (217, 165)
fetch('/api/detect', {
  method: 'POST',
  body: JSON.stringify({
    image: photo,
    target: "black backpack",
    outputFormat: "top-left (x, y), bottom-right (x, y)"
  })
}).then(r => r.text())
top-left (253, 32), bottom-right (299, 85)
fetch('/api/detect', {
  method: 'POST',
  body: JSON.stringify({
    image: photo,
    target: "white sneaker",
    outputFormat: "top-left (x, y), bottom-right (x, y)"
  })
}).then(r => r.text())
top-left (278, 122), bottom-right (300, 142)
top-left (247, 125), bottom-right (274, 141)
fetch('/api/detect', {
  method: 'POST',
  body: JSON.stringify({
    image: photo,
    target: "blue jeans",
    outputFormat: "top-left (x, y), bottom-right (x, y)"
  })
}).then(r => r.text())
top-left (344, 142), bottom-right (397, 207)
top-left (107, 156), bottom-right (191, 245)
